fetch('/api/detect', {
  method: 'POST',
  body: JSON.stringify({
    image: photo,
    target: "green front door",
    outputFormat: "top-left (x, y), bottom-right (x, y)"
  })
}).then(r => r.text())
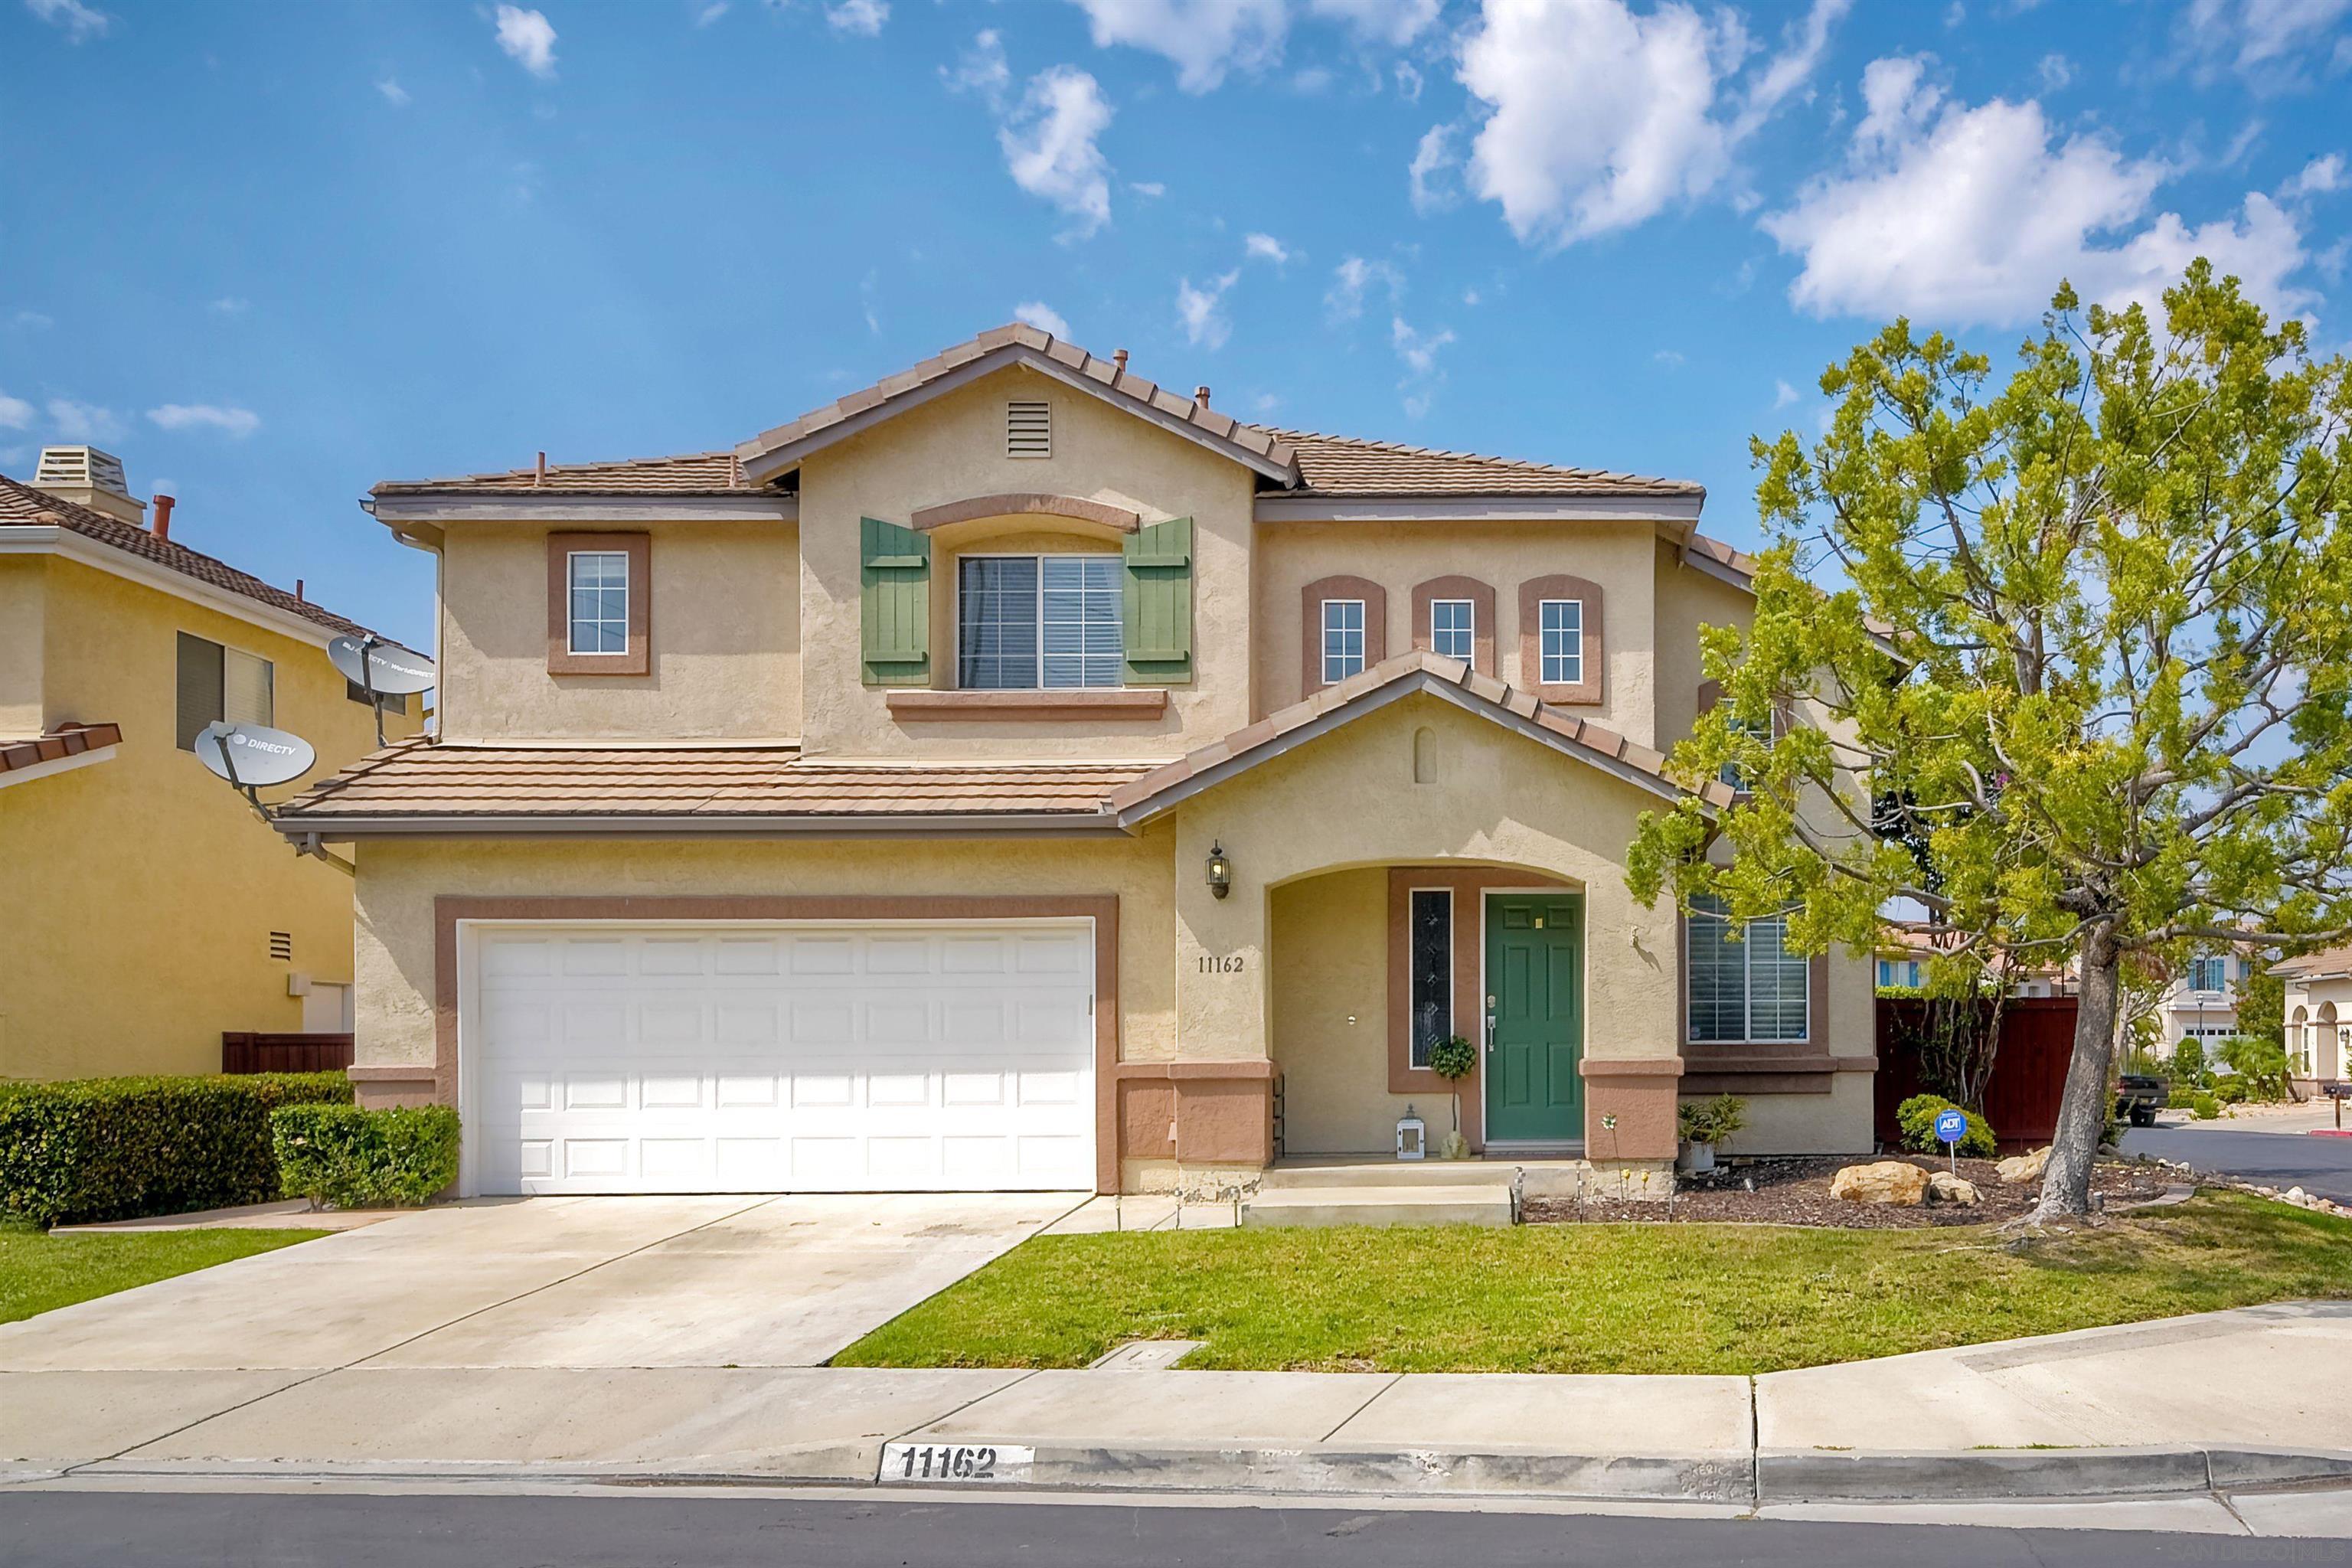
top-left (1485, 893), bottom-right (1585, 1143)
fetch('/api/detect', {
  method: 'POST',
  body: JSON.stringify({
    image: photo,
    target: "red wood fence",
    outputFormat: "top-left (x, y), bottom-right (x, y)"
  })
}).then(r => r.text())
top-left (221, 1032), bottom-right (355, 1075)
top-left (1873, 996), bottom-right (2078, 1152)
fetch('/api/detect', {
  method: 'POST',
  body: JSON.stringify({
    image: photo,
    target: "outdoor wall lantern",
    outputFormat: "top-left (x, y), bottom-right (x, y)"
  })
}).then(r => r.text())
top-left (1396, 1105), bottom-right (1427, 1161)
top-left (1205, 841), bottom-right (1232, 900)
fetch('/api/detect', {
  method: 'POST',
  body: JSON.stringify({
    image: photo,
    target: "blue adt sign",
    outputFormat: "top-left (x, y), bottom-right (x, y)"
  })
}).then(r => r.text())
top-left (1933, 1109), bottom-right (1968, 1146)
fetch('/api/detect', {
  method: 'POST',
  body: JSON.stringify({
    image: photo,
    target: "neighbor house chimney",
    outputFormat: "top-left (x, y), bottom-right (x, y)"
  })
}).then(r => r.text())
top-left (1112, 348), bottom-right (1129, 375)
top-left (151, 494), bottom-right (175, 541)
top-left (534, 450), bottom-right (547, 487)
top-left (296, 578), bottom-right (305, 603)
top-left (32, 446), bottom-right (145, 527)
top-left (1194, 385), bottom-right (1211, 407)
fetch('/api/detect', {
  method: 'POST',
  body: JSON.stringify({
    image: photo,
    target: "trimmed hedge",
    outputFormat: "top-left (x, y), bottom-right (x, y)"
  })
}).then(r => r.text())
top-left (1895, 1093), bottom-right (1998, 1160)
top-left (0, 1071), bottom-right (353, 1227)
top-left (272, 1104), bottom-right (459, 1209)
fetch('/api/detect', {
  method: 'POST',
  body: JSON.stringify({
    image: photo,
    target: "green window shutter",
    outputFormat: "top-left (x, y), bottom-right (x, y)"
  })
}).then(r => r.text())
top-left (861, 516), bottom-right (930, 686)
top-left (1122, 515), bottom-right (1193, 684)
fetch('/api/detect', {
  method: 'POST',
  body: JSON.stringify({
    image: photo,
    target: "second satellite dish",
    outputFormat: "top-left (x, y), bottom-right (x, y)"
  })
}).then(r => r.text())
top-left (328, 635), bottom-right (436, 696)
top-left (194, 721), bottom-right (318, 789)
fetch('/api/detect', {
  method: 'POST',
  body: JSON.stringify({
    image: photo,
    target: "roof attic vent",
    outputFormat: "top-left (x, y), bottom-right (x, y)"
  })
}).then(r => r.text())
top-left (33, 445), bottom-right (145, 527)
top-left (1007, 400), bottom-right (1050, 459)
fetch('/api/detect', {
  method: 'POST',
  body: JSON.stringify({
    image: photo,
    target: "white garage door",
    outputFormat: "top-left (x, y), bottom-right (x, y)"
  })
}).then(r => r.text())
top-left (465, 921), bottom-right (1096, 1195)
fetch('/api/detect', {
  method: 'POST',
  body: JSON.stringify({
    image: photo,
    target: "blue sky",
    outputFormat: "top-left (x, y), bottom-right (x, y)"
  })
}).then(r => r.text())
top-left (2, 0), bottom-right (2346, 646)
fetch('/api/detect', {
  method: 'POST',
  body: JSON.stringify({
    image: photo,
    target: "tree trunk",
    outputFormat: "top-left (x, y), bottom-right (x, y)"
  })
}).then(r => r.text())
top-left (2032, 925), bottom-right (2122, 1221)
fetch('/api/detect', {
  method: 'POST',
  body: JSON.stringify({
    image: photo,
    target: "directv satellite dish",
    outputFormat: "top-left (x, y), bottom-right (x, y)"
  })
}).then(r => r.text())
top-left (195, 721), bottom-right (317, 790)
top-left (328, 635), bottom-right (436, 697)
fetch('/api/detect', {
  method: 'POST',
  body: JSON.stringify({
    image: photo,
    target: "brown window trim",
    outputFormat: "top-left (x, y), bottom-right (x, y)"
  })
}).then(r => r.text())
top-left (887, 688), bottom-right (1169, 720)
top-left (1302, 574), bottom-right (1387, 697)
top-left (1694, 678), bottom-right (1793, 800)
top-left (547, 532), bottom-right (651, 676)
top-left (1518, 573), bottom-right (1602, 705)
top-left (1410, 575), bottom-right (1497, 676)
top-left (910, 493), bottom-right (1141, 533)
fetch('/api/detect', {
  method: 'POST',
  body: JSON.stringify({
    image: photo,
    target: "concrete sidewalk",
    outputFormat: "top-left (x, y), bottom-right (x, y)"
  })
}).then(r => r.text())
top-left (5, 1299), bottom-right (2347, 1508)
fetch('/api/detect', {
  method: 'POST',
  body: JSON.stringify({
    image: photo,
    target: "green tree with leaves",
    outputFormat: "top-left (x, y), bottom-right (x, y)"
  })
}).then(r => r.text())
top-left (1628, 263), bottom-right (2352, 1222)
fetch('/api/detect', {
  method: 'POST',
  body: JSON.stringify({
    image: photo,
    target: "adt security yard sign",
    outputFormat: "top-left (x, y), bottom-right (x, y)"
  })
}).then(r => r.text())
top-left (1933, 1108), bottom-right (1968, 1174)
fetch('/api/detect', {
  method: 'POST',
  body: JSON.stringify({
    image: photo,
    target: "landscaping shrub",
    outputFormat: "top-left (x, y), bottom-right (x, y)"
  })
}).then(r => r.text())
top-left (1895, 1093), bottom-right (1998, 1158)
top-left (2215, 1076), bottom-right (2249, 1105)
top-left (272, 1104), bottom-right (459, 1208)
top-left (2172, 1038), bottom-right (2209, 1089)
top-left (2220, 1035), bottom-right (2291, 1102)
top-left (2168, 1086), bottom-right (2197, 1109)
top-left (0, 1072), bottom-right (352, 1227)
top-left (2193, 1093), bottom-right (2221, 1120)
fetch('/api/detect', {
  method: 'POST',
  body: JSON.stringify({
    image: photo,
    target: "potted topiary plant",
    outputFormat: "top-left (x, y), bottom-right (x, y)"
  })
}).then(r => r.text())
top-left (1427, 1034), bottom-right (1478, 1159)
top-left (1676, 1093), bottom-right (1746, 1176)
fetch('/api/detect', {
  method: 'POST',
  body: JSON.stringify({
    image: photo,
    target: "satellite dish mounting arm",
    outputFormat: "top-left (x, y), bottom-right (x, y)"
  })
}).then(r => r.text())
top-left (358, 632), bottom-right (388, 748)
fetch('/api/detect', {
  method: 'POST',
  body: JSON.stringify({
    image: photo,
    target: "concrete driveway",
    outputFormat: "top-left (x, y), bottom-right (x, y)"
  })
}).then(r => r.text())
top-left (0, 1193), bottom-right (1080, 1480)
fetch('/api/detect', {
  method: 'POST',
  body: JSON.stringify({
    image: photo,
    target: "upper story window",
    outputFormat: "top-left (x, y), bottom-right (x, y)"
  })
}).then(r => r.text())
top-left (1321, 599), bottom-right (1367, 684)
top-left (1429, 599), bottom-right (1474, 662)
top-left (1006, 400), bottom-right (1050, 458)
top-left (1687, 893), bottom-right (1808, 1043)
top-left (2189, 956), bottom-right (2229, 993)
top-left (958, 554), bottom-right (1122, 689)
top-left (567, 550), bottom-right (631, 655)
top-left (176, 631), bottom-right (273, 750)
top-left (1877, 958), bottom-right (1922, 988)
top-left (1720, 711), bottom-right (1775, 790)
top-left (1539, 599), bottom-right (1583, 685)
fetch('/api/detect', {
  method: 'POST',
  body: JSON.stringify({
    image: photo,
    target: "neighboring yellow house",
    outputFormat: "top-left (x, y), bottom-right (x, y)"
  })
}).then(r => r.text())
top-left (2275, 947), bottom-right (2352, 1093)
top-left (0, 446), bottom-right (418, 1081)
top-left (280, 324), bottom-right (1877, 1199)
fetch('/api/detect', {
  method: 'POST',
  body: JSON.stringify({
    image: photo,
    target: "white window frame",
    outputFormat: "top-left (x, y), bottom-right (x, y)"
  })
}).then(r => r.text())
top-left (1321, 598), bottom-right (1367, 684)
top-left (566, 550), bottom-right (632, 657)
top-left (1429, 598), bottom-right (1475, 662)
top-left (1407, 887), bottom-right (1453, 1071)
top-left (956, 552), bottom-right (1125, 691)
top-left (1539, 599), bottom-right (1583, 685)
top-left (1686, 895), bottom-right (1810, 1044)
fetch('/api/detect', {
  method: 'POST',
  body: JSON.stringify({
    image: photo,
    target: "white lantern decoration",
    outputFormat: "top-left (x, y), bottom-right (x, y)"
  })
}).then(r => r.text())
top-left (1396, 1105), bottom-right (1427, 1161)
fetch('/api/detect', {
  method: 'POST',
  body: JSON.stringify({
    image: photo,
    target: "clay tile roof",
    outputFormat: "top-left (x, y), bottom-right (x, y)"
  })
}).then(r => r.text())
top-left (273, 740), bottom-right (1154, 825)
top-left (0, 721), bottom-right (122, 776)
top-left (371, 451), bottom-right (749, 497)
top-left (2272, 945), bottom-right (2352, 977)
top-left (1106, 648), bottom-right (1733, 819)
top-left (0, 473), bottom-right (375, 639)
top-left (1253, 428), bottom-right (1704, 499)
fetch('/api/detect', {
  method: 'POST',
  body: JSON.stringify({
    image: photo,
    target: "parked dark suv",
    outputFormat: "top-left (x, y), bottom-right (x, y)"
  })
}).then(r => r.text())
top-left (2115, 1073), bottom-right (2167, 1127)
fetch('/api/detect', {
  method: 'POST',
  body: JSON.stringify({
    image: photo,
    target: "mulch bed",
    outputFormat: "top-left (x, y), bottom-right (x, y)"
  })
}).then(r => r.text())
top-left (1524, 1155), bottom-right (2177, 1229)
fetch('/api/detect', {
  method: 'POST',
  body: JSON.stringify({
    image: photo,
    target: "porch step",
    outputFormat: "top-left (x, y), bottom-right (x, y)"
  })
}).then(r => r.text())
top-left (1240, 1182), bottom-right (1517, 1229)
top-left (1262, 1158), bottom-right (1591, 1197)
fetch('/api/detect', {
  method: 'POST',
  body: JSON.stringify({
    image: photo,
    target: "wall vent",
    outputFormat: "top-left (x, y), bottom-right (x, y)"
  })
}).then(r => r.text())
top-left (269, 931), bottom-right (293, 962)
top-left (1007, 400), bottom-right (1050, 459)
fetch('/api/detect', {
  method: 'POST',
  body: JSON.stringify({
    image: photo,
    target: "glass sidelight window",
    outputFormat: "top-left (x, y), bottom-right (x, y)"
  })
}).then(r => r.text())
top-left (1409, 889), bottom-right (1452, 1069)
top-left (1687, 893), bottom-right (1808, 1043)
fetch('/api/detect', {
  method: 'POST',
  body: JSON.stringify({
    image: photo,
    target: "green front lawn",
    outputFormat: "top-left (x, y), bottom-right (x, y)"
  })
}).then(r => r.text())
top-left (0, 1223), bottom-right (328, 1325)
top-left (835, 1193), bottom-right (2352, 1376)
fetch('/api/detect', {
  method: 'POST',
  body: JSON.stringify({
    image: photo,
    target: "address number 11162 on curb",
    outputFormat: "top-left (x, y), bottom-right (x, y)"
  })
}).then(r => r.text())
top-left (880, 1442), bottom-right (1036, 1484)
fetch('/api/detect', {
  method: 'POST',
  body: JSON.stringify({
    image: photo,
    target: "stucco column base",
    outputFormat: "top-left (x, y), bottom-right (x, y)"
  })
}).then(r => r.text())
top-left (1122, 1160), bottom-right (1267, 1197)
top-left (1580, 1056), bottom-right (1683, 1161)
top-left (1114, 1061), bottom-right (1276, 1194)
top-left (346, 1065), bottom-right (440, 1110)
top-left (1582, 1159), bottom-right (1677, 1201)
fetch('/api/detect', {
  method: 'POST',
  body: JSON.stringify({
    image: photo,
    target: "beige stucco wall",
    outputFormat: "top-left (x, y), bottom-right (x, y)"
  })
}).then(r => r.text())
top-left (351, 831), bottom-right (1181, 1073)
top-left (1266, 867), bottom-right (1433, 1155)
top-left (0, 557), bottom-right (45, 737)
top-left (1651, 542), bottom-right (1756, 751)
top-left (1253, 519), bottom-right (1661, 746)
top-left (1713, 1072), bottom-right (1876, 1157)
top-left (2, 557), bottom-right (406, 1080)
top-left (436, 520), bottom-right (800, 743)
top-left (2285, 978), bottom-right (2350, 1081)
top-left (795, 365), bottom-right (1257, 759)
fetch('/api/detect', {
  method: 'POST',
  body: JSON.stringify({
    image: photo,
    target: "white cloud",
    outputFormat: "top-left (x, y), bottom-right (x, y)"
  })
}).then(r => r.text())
top-left (1326, 255), bottom-right (1405, 320)
top-left (0, 390), bottom-right (32, 430)
top-left (825, 0), bottom-right (887, 36)
top-left (1014, 300), bottom-right (1072, 338)
top-left (1408, 123), bottom-right (1459, 214)
top-left (2286, 152), bottom-right (2347, 196)
top-left (9, 309), bottom-right (54, 331)
top-left (943, 29), bottom-right (1012, 107)
top-left (1393, 60), bottom-right (1423, 101)
top-left (1762, 60), bottom-right (2322, 325)
top-left (207, 297), bottom-right (250, 316)
top-left (374, 77), bottom-right (411, 106)
top-left (1653, 348), bottom-right (1685, 366)
top-left (148, 403), bottom-right (262, 439)
top-left (694, 0), bottom-right (730, 23)
top-left (1452, 0), bottom-right (1851, 247)
top-left (1067, 0), bottom-right (1288, 93)
top-left (26, 0), bottom-right (110, 41)
top-left (1391, 315), bottom-right (1455, 416)
top-left (1308, 0), bottom-right (1441, 46)
top-left (1773, 377), bottom-right (1799, 407)
top-left (2183, 0), bottom-right (2352, 82)
top-left (493, 5), bottom-right (558, 79)
top-left (999, 67), bottom-right (1116, 237)
top-left (1177, 270), bottom-right (1241, 348)
top-left (46, 398), bottom-right (122, 443)
top-left (1130, 179), bottom-right (1167, 197)
top-left (2037, 52), bottom-right (2073, 91)
top-left (1244, 231), bottom-right (1296, 266)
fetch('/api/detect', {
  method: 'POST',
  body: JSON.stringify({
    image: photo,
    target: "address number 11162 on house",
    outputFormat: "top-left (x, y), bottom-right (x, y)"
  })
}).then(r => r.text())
top-left (880, 1442), bottom-right (1036, 1484)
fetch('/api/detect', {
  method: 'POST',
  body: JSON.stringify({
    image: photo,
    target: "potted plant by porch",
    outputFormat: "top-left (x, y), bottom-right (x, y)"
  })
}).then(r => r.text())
top-left (1428, 1034), bottom-right (1478, 1160)
top-left (1677, 1094), bottom-right (1746, 1176)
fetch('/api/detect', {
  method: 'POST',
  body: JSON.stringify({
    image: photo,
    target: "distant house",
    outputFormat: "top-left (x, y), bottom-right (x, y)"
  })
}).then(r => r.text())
top-left (0, 446), bottom-right (419, 1080)
top-left (1876, 924), bottom-right (2075, 998)
top-left (2272, 946), bottom-right (2350, 1093)
top-left (2154, 950), bottom-right (2252, 1054)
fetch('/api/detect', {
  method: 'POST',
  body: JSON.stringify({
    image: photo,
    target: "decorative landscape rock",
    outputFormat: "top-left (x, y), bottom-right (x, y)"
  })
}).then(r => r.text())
top-left (1996, 1147), bottom-right (2051, 1184)
top-left (1927, 1172), bottom-right (1981, 1205)
top-left (1830, 1161), bottom-right (1930, 1206)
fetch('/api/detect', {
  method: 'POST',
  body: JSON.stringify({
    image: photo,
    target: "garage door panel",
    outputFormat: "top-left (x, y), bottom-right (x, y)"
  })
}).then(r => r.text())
top-left (471, 921), bottom-right (1095, 1194)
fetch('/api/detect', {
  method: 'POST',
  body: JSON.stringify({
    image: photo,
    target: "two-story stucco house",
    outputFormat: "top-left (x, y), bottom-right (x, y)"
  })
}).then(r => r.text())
top-left (278, 325), bottom-right (1877, 1199)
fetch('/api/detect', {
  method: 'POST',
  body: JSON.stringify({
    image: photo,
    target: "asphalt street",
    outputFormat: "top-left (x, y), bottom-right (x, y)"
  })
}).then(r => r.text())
top-left (0, 1491), bottom-right (2343, 1568)
top-left (2122, 1123), bottom-right (2352, 1202)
